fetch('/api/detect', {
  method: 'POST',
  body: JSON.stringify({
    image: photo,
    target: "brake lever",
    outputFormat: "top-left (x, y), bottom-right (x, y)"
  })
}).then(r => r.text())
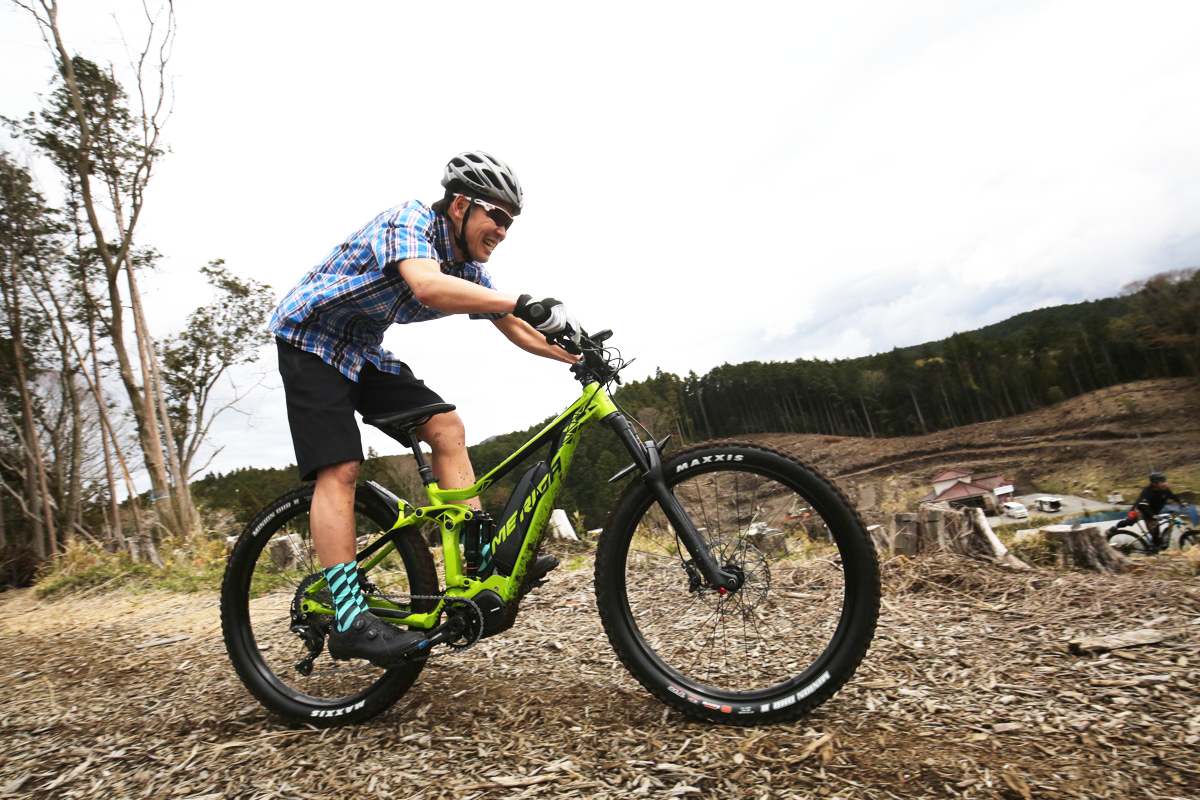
top-left (549, 330), bottom-right (583, 355)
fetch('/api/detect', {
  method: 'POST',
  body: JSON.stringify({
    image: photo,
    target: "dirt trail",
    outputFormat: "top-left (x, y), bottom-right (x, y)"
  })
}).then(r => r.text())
top-left (3, 378), bottom-right (1199, 798)
top-left (2, 552), bottom-right (1199, 800)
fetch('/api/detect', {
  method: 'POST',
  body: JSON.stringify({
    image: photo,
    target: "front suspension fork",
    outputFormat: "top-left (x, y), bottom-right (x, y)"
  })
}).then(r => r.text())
top-left (605, 414), bottom-right (741, 591)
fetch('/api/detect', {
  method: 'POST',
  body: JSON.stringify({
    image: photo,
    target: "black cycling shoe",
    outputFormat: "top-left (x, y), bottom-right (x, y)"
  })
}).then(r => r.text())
top-left (327, 610), bottom-right (425, 666)
top-left (522, 554), bottom-right (560, 592)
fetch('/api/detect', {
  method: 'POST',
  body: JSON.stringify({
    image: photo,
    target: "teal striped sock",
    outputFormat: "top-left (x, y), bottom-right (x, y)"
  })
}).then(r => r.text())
top-left (324, 561), bottom-right (369, 633)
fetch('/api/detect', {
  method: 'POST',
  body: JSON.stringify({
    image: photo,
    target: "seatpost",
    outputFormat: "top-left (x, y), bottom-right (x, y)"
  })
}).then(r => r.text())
top-left (400, 431), bottom-right (438, 485)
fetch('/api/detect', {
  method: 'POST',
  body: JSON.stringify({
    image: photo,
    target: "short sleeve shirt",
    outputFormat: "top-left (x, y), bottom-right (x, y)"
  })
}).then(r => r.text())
top-left (268, 201), bottom-right (502, 380)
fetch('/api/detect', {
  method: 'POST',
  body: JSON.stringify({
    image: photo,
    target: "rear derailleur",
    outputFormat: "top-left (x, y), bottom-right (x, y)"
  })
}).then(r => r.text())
top-left (289, 572), bottom-right (332, 676)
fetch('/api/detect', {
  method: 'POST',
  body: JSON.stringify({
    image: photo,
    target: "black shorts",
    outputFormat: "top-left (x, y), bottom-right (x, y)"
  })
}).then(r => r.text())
top-left (276, 339), bottom-right (445, 481)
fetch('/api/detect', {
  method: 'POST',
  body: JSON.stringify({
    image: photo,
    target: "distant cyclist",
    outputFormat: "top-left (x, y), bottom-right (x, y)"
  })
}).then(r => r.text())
top-left (268, 151), bottom-right (579, 666)
top-left (1110, 472), bottom-right (1185, 550)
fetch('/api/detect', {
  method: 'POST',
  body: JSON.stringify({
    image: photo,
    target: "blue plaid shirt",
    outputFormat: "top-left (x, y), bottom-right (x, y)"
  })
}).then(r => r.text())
top-left (269, 201), bottom-right (502, 380)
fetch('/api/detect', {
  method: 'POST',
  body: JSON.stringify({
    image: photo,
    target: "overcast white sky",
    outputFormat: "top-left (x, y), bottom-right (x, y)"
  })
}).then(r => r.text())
top-left (3, 0), bottom-right (1200, 485)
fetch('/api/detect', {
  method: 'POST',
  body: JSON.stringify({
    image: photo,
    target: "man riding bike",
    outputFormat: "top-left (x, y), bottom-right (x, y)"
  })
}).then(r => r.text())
top-left (1110, 472), bottom-right (1185, 551)
top-left (268, 151), bottom-right (579, 666)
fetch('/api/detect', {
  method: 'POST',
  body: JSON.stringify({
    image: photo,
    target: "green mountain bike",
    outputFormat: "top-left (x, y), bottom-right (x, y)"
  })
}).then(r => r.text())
top-left (220, 328), bottom-right (881, 727)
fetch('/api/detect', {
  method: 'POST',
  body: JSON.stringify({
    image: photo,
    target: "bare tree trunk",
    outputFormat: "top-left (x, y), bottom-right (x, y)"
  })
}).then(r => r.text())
top-left (858, 394), bottom-right (875, 438)
top-left (20, 0), bottom-right (182, 543)
top-left (128, 267), bottom-right (196, 535)
top-left (90, 316), bottom-right (123, 549)
top-left (115, 266), bottom-right (178, 536)
top-left (2, 252), bottom-right (56, 557)
top-left (908, 388), bottom-right (927, 432)
top-left (36, 267), bottom-right (158, 564)
top-left (696, 387), bottom-right (714, 439)
top-left (26, 264), bottom-right (87, 547)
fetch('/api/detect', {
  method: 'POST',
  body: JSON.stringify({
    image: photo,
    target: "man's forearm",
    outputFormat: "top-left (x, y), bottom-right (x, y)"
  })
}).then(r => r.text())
top-left (398, 258), bottom-right (518, 315)
top-left (494, 315), bottom-right (578, 364)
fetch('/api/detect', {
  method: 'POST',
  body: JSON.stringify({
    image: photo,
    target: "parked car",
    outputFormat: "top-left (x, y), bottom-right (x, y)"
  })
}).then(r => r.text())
top-left (1001, 501), bottom-right (1029, 519)
top-left (1035, 496), bottom-right (1063, 513)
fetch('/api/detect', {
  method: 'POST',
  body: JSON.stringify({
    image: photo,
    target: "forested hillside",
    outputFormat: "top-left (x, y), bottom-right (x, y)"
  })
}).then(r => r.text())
top-left (191, 269), bottom-right (1199, 531)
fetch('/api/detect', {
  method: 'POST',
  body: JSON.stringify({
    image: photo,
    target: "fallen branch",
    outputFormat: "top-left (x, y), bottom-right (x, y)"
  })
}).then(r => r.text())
top-left (1068, 627), bottom-right (1181, 655)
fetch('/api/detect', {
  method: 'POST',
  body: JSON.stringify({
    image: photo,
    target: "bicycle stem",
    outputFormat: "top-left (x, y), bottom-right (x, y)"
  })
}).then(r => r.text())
top-left (604, 413), bottom-right (741, 591)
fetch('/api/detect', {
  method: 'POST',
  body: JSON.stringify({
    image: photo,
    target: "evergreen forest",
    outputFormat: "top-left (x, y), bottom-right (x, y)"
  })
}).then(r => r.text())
top-left (193, 269), bottom-right (1200, 532)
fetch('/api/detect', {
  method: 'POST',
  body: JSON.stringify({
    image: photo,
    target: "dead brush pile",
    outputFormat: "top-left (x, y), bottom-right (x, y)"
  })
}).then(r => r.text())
top-left (1, 551), bottom-right (1198, 799)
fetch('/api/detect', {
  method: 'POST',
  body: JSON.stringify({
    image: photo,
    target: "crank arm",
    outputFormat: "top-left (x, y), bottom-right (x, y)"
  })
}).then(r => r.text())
top-left (412, 614), bottom-right (468, 654)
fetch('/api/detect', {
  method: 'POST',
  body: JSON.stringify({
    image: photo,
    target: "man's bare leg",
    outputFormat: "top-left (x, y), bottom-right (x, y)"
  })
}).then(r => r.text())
top-left (311, 459), bottom-right (424, 656)
top-left (311, 460), bottom-right (361, 567)
top-left (419, 411), bottom-right (482, 510)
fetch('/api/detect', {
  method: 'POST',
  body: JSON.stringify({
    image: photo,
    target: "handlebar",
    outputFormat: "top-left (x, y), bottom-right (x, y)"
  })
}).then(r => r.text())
top-left (550, 327), bottom-right (625, 386)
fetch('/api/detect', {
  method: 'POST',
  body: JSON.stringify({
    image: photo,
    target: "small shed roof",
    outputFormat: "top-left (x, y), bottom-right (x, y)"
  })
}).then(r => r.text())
top-left (920, 482), bottom-right (991, 504)
top-left (970, 474), bottom-right (1010, 490)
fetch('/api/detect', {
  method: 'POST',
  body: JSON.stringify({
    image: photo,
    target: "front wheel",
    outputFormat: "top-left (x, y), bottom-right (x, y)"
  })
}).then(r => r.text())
top-left (220, 484), bottom-right (439, 726)
top-left (1179, 531), bottom-right (1200, 554)
top-left (594, 441), bottom-right (881, 724)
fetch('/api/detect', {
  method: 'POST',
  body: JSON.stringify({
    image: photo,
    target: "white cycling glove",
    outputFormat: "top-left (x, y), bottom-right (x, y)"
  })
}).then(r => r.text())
top-left (514, 294), bottom-right (582, 347)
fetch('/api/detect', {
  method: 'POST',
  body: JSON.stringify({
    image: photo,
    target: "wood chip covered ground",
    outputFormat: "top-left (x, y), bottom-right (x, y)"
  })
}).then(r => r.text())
top-left (2, 552), bottom-right (1198, 799)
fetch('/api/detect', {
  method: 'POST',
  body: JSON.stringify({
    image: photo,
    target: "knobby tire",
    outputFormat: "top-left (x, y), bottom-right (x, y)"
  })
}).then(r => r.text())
top-left (594, 441), bottom-right (881, 725)
top-left (220, 484), bottom-right (438, 727)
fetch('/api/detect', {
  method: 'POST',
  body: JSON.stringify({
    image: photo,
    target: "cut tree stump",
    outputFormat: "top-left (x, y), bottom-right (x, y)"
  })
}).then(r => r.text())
top-left (867, 525), bottom-right (890, 555)
top-left (892, 513), bottom-right (919, 556)
top-left (889, 504), bottom-right (1029, 567)
top-left (961, 508), bottom-right (1030, 569)
top-left (1045, 527), bottom-right (1127, 574)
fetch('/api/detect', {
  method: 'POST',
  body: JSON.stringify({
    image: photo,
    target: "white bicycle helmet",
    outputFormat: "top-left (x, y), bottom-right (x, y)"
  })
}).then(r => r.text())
top-left (441, 150), bottom-right (524, 214)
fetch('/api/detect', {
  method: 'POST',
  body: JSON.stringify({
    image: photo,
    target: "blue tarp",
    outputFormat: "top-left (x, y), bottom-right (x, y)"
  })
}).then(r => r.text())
top-left (1071, 504), bottom-right (1198, 527)
top-left (1069, 510), bottom-right (1126, 525)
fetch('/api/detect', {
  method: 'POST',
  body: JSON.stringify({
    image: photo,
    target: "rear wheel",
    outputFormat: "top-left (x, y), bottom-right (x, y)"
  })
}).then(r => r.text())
top-left (220, 484), bottom-right (439, 726)
top-left (595, 441), bottom-right (880, 724)
top-left (1106, 526), bottom-right (1151, 556)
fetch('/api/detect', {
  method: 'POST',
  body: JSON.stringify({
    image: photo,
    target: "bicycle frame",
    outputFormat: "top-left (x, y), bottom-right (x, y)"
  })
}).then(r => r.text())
top-left (317, 379), bottom-right (622, 630)
top-left (296, 340), bottom-right (740, 637)
top-left (1116, 513), bottom-right (1186, 550)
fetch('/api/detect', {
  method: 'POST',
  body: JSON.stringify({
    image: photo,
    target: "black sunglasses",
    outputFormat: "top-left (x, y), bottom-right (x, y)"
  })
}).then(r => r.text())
top-left (461, 195), bottom-right (515, 230)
